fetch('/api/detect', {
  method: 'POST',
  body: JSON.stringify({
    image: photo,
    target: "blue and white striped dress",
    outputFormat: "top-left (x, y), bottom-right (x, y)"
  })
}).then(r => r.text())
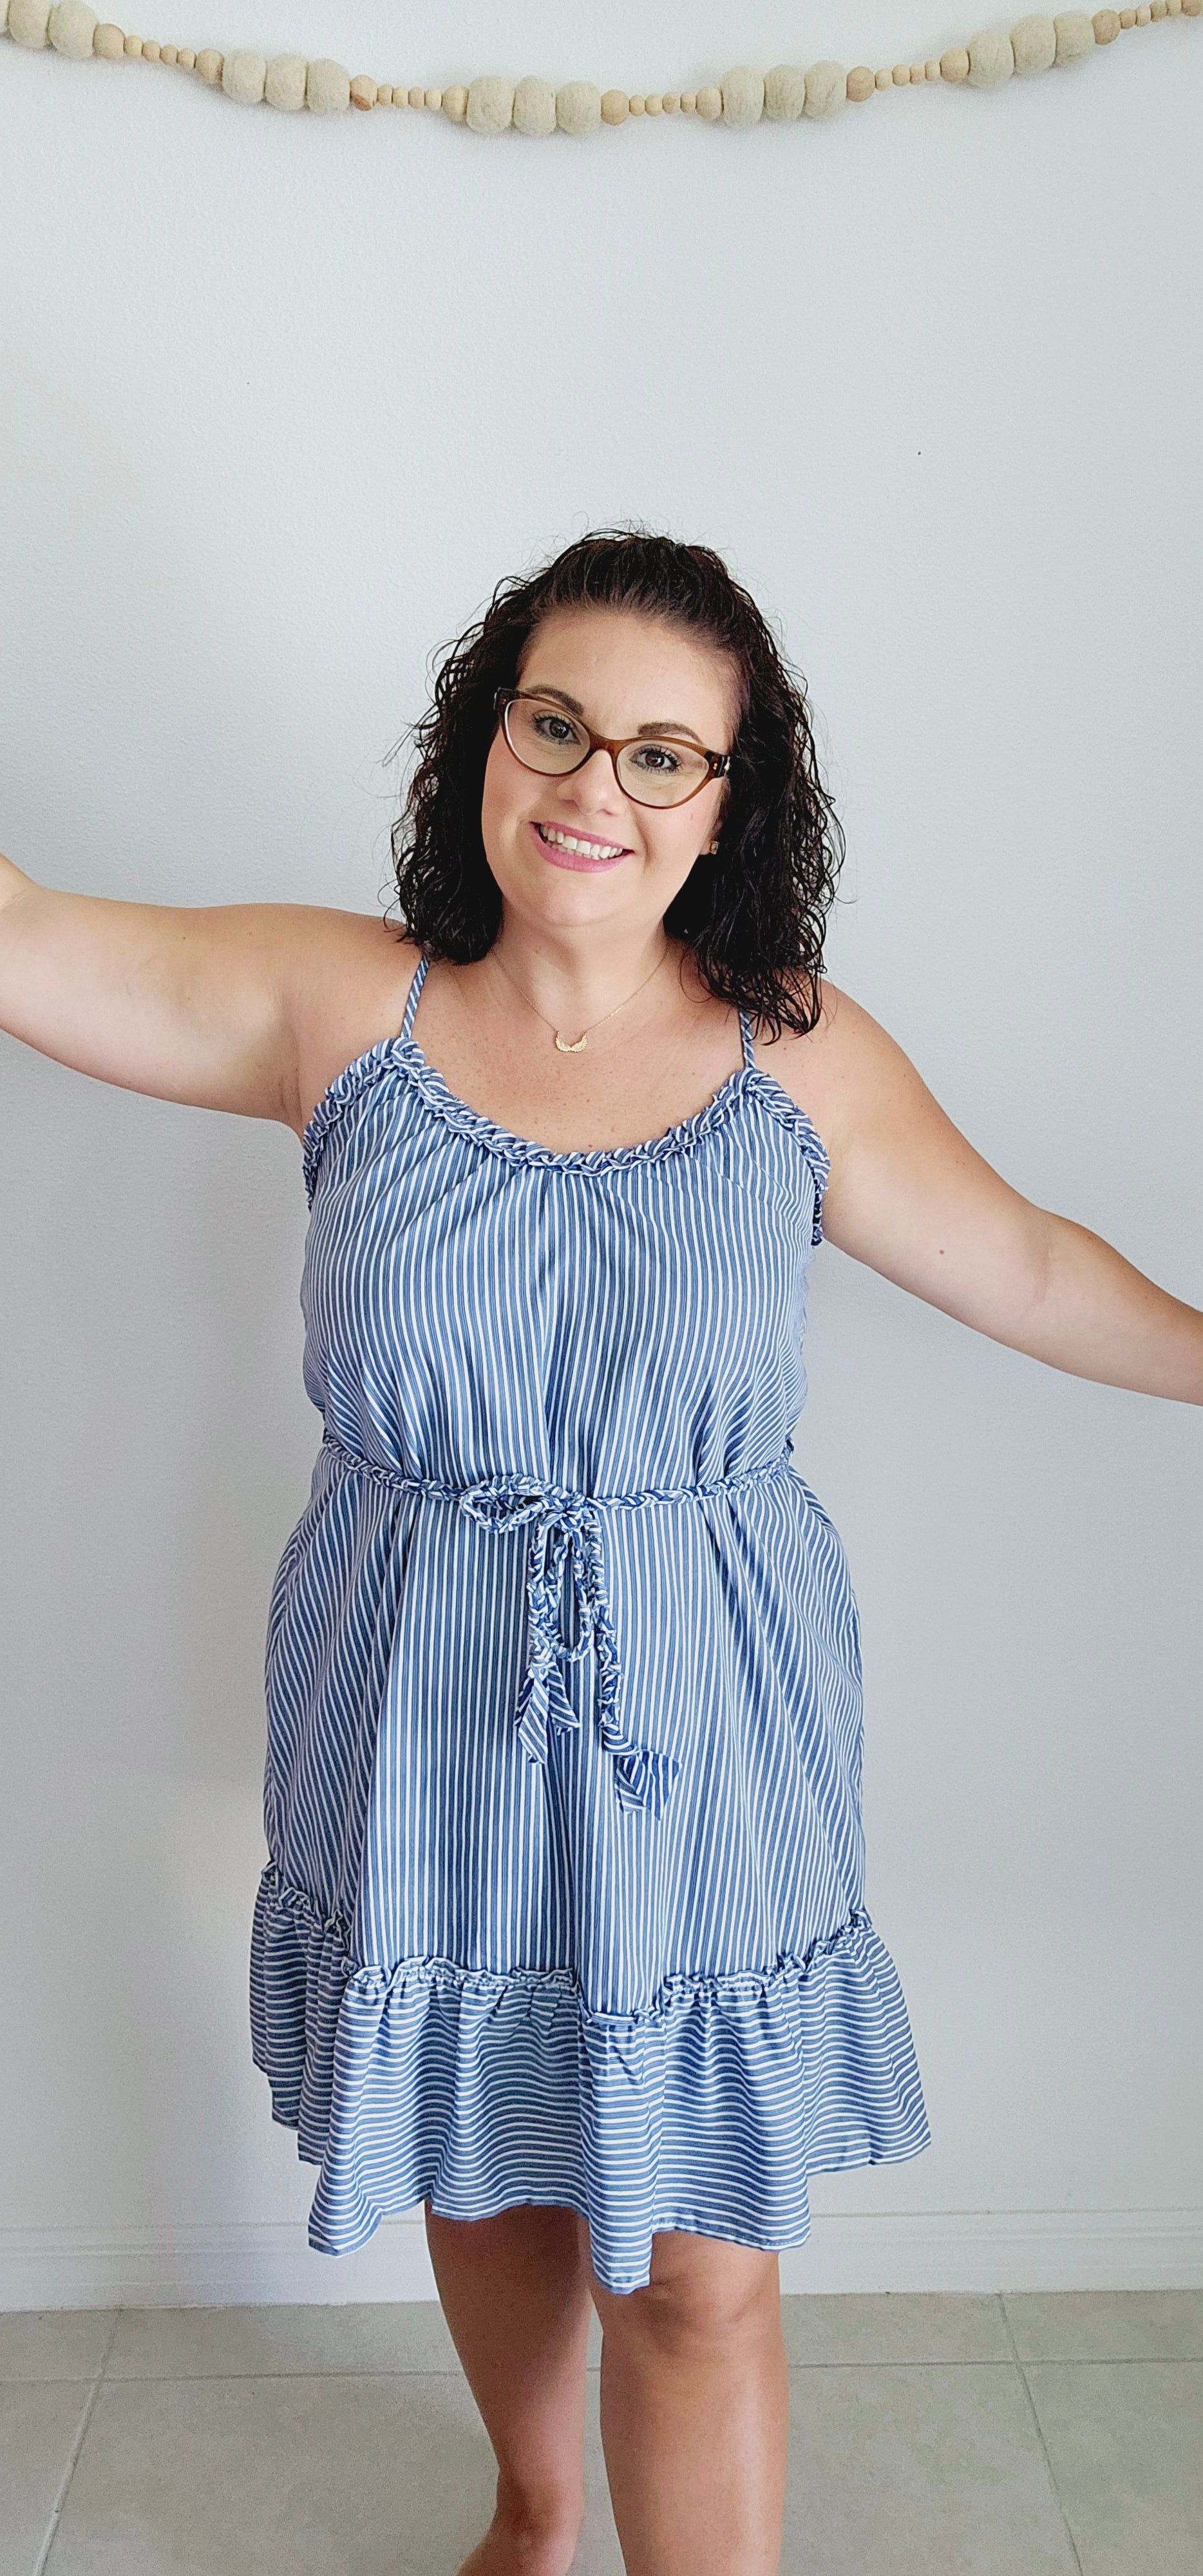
top-left (250, 943), bottom-right (930, 2293)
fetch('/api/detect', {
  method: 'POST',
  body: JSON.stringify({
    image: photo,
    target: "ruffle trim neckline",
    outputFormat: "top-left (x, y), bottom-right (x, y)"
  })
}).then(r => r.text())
top-left (302, 1032), bottom-right (831, 1233)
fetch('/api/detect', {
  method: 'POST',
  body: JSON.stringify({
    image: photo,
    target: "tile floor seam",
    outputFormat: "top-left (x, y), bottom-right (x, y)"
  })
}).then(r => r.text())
top-left (998, 2293), bottom-right (1086, 2576)
top-left (91, 2356), bottom-right (1057, 2382)
top-left (33, 2312), bottom-right (120, 2576)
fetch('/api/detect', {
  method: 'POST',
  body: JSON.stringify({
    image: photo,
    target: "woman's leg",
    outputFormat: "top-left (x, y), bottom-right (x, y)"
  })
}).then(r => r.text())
top-left (423, 2199), bottom-right (593, 2576)
top-left (583, 2222), bottom-right (790, 2576)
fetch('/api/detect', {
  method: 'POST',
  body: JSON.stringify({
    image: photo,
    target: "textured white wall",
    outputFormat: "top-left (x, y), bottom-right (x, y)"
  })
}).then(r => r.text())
top-left (1, 1), bottom-right (1200, 2306)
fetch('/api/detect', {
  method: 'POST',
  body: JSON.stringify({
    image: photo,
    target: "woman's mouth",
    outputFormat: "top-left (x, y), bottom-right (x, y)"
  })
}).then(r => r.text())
top-left (531, 820), bottom-right (630, 871)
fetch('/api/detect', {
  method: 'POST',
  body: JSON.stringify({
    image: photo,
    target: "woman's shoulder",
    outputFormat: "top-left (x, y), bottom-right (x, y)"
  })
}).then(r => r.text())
top-left (287, 910), bottom-right (423, 1139)
top-left (753, 972), bottom-right (906, 1170)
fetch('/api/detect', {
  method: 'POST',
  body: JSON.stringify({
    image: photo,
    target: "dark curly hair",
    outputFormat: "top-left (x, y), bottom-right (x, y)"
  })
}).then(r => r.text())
top-left (388, 526), bottom-right (845, 1039)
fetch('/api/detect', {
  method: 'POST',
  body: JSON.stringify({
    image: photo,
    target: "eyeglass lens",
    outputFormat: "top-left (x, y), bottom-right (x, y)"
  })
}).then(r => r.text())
top-left (504, 696), bottom-right (712, 808)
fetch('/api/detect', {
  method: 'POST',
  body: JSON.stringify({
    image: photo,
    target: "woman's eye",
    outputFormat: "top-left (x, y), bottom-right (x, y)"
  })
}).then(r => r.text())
top-left (631, 743), bottom-right (681, 773)
top-left (533, 714), bottom-right (580, 745)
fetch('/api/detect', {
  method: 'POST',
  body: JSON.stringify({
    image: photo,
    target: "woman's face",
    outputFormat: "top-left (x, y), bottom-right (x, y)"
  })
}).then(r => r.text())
top-left (479, 605), bottom-right (738, 938)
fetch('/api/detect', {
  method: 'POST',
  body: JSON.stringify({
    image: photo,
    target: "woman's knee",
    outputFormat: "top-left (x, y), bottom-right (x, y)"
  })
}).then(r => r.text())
top-left (589, 2229), bottom-right (781, 2350)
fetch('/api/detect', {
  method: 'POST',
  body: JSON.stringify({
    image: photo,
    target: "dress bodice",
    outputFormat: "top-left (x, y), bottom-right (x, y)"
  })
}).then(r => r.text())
top-left (299, 945), bottom-right (832, 1502)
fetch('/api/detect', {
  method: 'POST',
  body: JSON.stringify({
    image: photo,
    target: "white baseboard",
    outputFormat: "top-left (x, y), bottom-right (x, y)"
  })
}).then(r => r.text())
top-left (1, 2208), bottom-right (1200, 2311)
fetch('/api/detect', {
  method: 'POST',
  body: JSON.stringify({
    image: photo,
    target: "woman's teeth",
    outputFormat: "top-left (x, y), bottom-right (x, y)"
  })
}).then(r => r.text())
top-left (537, 823), bottom-right (627, 860)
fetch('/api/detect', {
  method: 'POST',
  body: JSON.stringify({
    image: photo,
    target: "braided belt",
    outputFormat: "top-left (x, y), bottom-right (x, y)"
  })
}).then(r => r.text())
top-left (319, 1432), bottom-right (794, 1820)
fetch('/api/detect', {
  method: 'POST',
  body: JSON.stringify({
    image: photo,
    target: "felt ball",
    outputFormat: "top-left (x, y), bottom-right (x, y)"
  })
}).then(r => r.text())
top-left (680, 90), bottom-right (697, 109)
top-left (695, 84), bottom-right (723, 117)
top-left (720, 65), bottom-right (764, 123)
top-left (48, 1), bottom-right (97, 55)
top-left (663, 91), bottom-right (680, 110)
top-left (93, 19), bottom-right (123, 52)
top-left (940, 43), bottom-right (972, 73)
top-left (424, 87), bottom-right (441, 107)
top-left (265, 52), bottom-right (306, 107)
top-left (142, 38), bottom-right (156, 56)
top-left (178, 46), bottom-right (194, 66)
top-left (925, 56), bottom-right (942, 73)
top-left (875, 66), bottom-right (893, 84)
top-left (349, 75), bottom-right (376, 108)
top-left (222, 48), bottom-right (265, 102)
top-left (8, 0), bottom-right (52, 44)
top-left (442, 85), bottom-right (468, 117)
top-left (556, 79), bottom-right (601, 131)
top-left (600, 86), bottom-right (628, 120)
top-left (466, 73), bottom-right (515, 131)
top-left (1092, 5), bottom-right (1120, 24)
top-left (645, 91), bottom-right (663, 112)
top-left (1010, 12), bottom-right (1057, 68)
top-left (967, 25), bottom-right (1016, 81)
top-left (628, 95), bottom-right (645, 113)
top-left (305, 55), bottom-right (349, 110)
top-left (1052, 8), bottom-right (1096, 53)
top-left (846, 63), bottom-right (876, 97)
top-left (513, 74), bottom-right (556, 133)
top-left (804, 59), bottom-right (848, 114)
top-left (763, 63), bottom-right (807, 118)
top-left (194, 45), bottom-right (222, 79)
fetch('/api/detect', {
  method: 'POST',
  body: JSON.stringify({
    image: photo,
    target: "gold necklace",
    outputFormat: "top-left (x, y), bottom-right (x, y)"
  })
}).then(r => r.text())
top-left (489, 943), bottom-right (671, 1052)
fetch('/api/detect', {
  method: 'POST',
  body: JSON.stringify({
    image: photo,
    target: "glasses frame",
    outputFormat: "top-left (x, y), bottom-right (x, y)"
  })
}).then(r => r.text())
top-left (495, 688), bottom-right (732, 810)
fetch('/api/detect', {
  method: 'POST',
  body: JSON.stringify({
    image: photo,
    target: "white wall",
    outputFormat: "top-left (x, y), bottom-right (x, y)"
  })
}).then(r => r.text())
top-left (1, 0), bottom-right (1200, 2308)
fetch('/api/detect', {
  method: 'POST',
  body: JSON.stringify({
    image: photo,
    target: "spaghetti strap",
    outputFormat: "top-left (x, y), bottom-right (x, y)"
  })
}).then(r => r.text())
top-left (739, 1007), bottom-right (756, 1073)
top-left (399, 945), bottom-right (430, 1043)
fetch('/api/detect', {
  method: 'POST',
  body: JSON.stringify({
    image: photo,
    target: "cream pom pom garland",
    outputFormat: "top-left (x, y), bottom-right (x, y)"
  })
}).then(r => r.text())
top-left (2, 5), bottom-right (1197, 128)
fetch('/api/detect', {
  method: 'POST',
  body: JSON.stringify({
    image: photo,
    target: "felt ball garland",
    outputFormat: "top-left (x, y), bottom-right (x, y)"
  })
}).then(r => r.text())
top-left (2, 3), bottom-right (1198, 128)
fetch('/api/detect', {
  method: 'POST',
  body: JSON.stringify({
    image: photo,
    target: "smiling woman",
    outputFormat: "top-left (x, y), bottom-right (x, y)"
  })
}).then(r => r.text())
top-left (1, 522), bottom-right (1199, 2576)
top-left (390, 525), bottom-right (840, 1043)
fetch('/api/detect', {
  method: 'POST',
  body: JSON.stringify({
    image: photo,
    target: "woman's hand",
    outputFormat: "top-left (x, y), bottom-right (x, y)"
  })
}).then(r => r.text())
top-left (0, 851), bottom-right (383, 1131)
top-left (802, 982), bottom-right (1202, 1405)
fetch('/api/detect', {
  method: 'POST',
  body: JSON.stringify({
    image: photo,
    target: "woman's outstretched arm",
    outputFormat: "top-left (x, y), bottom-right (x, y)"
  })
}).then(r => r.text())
top-left (809, 983), bottom-right (1203, 1406)
top-left (0, 848), bottom-right (383, 1130)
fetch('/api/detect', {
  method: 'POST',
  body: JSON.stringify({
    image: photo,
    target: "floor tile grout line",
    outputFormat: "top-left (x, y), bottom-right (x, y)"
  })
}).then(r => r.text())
top-left (32, 2312), bottom-right (121, 2576)
top-left (8, 2351), bottom-right (1199, 2385)
top-left (998, 2293), bottom-right (1085, 2576)
top-left (50, 2357), bottom-right (1112, 2382)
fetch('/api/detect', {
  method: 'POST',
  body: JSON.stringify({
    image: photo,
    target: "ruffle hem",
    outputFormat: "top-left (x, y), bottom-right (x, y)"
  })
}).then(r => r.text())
top-left (251, 1859), bottom-right (930, 2295)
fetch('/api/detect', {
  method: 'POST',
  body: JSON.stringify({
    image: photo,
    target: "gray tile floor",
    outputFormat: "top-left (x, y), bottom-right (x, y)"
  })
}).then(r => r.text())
top-left (2, 2291), bottom-right (1200, 2574)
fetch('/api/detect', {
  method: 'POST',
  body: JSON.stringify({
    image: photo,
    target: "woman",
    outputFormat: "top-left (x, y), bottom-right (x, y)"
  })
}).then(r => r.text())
top-left (1, 529), bottom-right (1198, 2576)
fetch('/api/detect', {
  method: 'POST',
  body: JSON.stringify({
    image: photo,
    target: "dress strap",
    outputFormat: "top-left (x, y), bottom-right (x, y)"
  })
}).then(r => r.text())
top-left (399, 945), bottom-right (430, 1042)
top-left (739, 1007), bottom-right (757, 1073)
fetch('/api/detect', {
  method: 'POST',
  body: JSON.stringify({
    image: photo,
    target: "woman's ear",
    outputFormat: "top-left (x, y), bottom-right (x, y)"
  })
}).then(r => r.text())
top-left (705, 787), bottom-right (729, 855)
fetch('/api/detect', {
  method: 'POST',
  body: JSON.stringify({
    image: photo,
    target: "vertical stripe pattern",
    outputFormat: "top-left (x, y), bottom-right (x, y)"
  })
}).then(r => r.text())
top-left (250, 947), bottom-right (931, 2293)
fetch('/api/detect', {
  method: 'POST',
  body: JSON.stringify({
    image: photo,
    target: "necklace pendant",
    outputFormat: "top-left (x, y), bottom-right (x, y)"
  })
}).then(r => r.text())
top-left (554, 1032), bottom-right (588, 1052)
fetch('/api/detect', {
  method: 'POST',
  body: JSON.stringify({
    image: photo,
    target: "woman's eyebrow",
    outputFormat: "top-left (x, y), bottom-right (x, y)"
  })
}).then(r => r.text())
top-left (520, 683), bottom-right (706, 746)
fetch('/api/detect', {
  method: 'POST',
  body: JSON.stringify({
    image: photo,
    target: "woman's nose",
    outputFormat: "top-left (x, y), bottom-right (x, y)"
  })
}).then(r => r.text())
top-left (564, 746), bottom-right (626, 802)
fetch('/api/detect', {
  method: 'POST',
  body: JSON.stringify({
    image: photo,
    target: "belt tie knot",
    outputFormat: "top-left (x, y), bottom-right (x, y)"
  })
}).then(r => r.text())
top-left (458, 1473), bottom-right (681, 1820)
